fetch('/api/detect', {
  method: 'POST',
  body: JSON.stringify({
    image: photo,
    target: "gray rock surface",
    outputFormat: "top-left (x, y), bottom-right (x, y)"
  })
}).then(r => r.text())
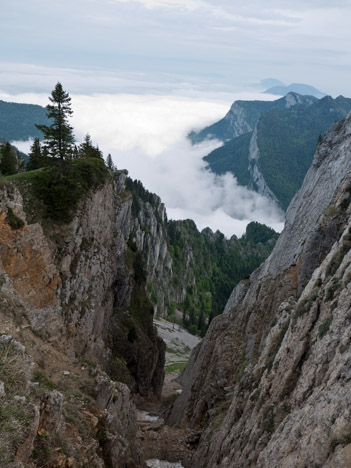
top-left (168, 112), bottom-right (351, 467)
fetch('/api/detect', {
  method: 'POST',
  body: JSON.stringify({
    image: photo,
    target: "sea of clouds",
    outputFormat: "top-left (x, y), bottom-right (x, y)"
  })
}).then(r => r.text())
top-left (6, 90), bottom-right (284, 238)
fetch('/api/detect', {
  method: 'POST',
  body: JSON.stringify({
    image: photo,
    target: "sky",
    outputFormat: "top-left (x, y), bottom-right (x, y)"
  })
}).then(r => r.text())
top-left (1, 0), bottom-right (351, 96)
top-left (1, 0), bottom-right (350, 236)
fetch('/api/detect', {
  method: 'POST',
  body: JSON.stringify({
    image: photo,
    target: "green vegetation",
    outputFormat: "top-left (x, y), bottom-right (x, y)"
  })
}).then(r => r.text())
top-left (204, 132), bottom-right (252, 185)
top-left (318, 317), bottom-right (333, 339)
top-left (5, 157), bottom-right (108, 223)
top-left (202, 94), bottom-right (351, 210)
top-left (189, 99), bottom-right (279, 144)
top-left (244, 221), bottom-right (279, 244)
top-left (33, 370), bottom-right (56, 390)
top-left (330, 433), bottom-right (351, 452)
top-left (0, 342), bottom-right (34, 465)
top-left (326, 246), bottom-right (350, 277)
top-left (325, 279), bottom-right (341, 302)
top-left (293, 289), bottom-right (319, 323)
top-left (0, 99), bottom-right (49, 141)
top-left (165, 361), bottom-right (187, 374)
top-left (0, 141), bottom-right (18, 175)
top-left (125, 177), bottom-right (158, 217)
top-left (36, 82), bottom-right (75, 160)
top-left (1, 84), bottom-right (112, 225)
top-left (125, 177), bottom-right (278, 336)
top-left (6, 206), bottom-right (25, 230)
top-left (257, 96), bottom-right (351, 209)
top-left (27, 137), bottom-right (50, 170)
top-left (167, 219), bottom-right (277, 334)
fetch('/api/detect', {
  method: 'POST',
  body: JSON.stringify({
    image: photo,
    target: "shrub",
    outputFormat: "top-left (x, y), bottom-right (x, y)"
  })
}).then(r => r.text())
top-left (319, 317), bottom-right (333, 339)
top-left (6, 157), bottom-right (108, 223)
top-left (6, 206), bottom-right (25, 230)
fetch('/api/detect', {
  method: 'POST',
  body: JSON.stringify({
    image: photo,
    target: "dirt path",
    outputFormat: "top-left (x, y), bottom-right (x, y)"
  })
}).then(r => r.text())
top-left (135, 319), bottom-right (202, 468)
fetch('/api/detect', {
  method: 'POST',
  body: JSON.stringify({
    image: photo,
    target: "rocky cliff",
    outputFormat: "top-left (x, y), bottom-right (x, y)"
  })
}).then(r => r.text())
top-left (169, 112), bottom-right (351, 466)
top-left (0, 162), bottom-right (277, 467)
top-left (0, 170), bottom-right (166, 467)
top-left (125, 178), bottom-right (277, 335)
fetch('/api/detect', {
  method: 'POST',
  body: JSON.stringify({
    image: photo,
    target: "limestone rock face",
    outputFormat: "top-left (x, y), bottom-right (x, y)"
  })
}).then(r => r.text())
top-left (223, 101), bottom-right (255, 138)
top-left (169, 112), bottom-right (351, 467)
top-left (0, 171), bottom-right (166, 466)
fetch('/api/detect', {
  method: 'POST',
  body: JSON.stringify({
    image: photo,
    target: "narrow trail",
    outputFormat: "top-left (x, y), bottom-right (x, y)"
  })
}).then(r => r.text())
top-left (135, 319), bottom-right (201, 468)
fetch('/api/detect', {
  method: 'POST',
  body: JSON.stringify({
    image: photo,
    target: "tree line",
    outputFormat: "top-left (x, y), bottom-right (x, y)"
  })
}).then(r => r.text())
top-left (0, 82), bottom-right (115, 176)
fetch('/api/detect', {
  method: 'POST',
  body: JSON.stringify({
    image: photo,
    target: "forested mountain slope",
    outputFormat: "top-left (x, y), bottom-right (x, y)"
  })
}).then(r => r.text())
top-left (189, 92), bottom-right (316, 144)
top-left (0, 99), bottom-right (49, 141)
top-left (203, 94), bottom-right (351, 209)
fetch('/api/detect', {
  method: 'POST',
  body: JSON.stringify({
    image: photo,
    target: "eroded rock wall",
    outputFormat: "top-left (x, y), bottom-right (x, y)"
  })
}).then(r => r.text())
top-left (169, 113), bottom-right (351, 466)
top-left (0, 171), bottom-right (166, 466)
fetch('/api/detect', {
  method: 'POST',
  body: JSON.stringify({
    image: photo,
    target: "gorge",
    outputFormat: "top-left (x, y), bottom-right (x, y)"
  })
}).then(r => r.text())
top-left (1, 100), bottom-right (351, 467)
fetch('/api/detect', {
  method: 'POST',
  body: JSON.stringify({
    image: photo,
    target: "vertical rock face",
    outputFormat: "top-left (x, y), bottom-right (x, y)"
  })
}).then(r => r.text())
top-left (0, 171), bottom-right (166, 466)
top-left (247, 126), bottom-right (283, 212)
top-left (169, 113), bottom-right (351, 466)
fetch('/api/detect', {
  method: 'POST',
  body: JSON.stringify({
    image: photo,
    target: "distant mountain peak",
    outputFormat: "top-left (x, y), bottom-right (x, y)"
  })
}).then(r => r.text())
top-left (264, 83), bottom-right (326, 99)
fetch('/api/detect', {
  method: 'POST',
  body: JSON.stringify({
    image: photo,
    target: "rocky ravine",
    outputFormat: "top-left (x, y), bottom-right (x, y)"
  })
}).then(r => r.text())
top-left (169, 113), bottom-right (351, 466)
top-left (0, 150), bottom-right (277, 467)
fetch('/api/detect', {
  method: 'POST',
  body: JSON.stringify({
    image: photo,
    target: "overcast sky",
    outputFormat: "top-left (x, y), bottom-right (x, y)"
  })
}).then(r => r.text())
top-left (1, 0), bottom-right (351, 95)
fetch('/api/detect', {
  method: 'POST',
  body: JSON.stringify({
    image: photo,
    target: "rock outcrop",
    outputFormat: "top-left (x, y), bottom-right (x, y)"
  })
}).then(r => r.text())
top-left (169, 112), bottom-right (351, 466)
top-left (0, 171), bottom-right (164, 466)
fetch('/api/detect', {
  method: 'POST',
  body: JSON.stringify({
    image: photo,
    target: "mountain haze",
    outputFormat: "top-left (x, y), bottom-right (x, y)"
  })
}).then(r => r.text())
top-left (264, 82), bottom-right (326, 98)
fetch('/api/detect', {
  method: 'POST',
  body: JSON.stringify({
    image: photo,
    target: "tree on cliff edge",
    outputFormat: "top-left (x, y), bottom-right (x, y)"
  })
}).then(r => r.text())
top-left (36, 82), bottom-right (75, 160)
top-left (0, 142), bottom-right (18, 175)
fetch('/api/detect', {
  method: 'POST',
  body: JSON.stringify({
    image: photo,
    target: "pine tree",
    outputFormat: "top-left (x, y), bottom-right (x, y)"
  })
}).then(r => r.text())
top-left (0, 142), bottom-right (18, 175)
top-left (78, 133), bottom-right (103, 159)
top-left (106, 153), bottom-right (115, 170)
top-left (36, 82), bottom-right (75, 160)
top-left (27, 138), bottom-right (43, 170)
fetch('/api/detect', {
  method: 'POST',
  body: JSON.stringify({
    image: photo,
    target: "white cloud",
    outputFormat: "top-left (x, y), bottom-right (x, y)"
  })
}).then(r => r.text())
top-left (112, 0), bottom-right (207, 11)
top-left (11, 139), bottom-right (34, 153)
top-left (69, 92), bottom-right (284, 237)
top-left (71, 93), bottom-right (229, 155)
top-left (6, 90), bottom-right (283, 237)
top-left (108, 139), bottom-right (284, 237)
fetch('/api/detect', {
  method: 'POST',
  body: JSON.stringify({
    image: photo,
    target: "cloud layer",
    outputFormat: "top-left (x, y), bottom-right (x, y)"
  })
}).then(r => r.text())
top-left (7, 90), bottom-right (284, 237)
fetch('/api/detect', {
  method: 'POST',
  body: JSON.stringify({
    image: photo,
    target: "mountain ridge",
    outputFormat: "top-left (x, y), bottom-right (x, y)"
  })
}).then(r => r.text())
top-left (189, 92), bottom-right (316, 145)
top-left (202, 94), bottom-right (351, 209)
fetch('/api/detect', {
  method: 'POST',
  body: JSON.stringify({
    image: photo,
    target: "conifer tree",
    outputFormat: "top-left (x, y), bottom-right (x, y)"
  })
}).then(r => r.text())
top-left (78, 133), bottom-right (103, 159)
top-left (0, 142), bottom-right (18, 175)
top-left (36, 82), bottom-right (75, 160)
top-left (106, 153), bottom-right (115, 170)
top-left (27, 138), bottom-right (43, 170)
